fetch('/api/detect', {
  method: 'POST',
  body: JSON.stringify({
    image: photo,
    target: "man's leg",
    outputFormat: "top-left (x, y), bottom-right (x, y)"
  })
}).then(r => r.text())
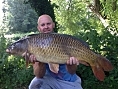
top-left (29, 62), bottom-right (46, 89)
top-left (29, 75), bottom-right (83, 89)
top-left (40, 75), bottom-right (83, 89)
top-left (56, 76), bottom-right (83, 89)
top-left (29, 75), bottom-right (58, 89)
top-left (29, 77), bottom-right (43, 89)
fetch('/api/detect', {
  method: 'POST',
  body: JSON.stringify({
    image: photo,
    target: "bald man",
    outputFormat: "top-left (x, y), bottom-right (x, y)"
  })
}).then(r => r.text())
top-left (29, 14), bottom-right (83, 89)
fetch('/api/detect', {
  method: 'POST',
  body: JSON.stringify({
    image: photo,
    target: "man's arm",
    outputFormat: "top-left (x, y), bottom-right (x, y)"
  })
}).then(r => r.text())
top-left (66, 57), bottom-right (79, 74)
top-left (29, 55), bottom-right (46, 78)
top-left (33, 62), bottom-right (46, 78)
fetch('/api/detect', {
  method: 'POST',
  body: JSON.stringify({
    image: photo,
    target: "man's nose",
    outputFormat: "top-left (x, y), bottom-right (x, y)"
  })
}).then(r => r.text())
top-left (44, 25), bottom-right (48, 28)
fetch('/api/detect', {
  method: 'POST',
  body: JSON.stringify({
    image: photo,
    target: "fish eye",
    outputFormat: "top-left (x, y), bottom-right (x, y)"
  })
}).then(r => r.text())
top-left (11, 45), bottom-right (15, 49)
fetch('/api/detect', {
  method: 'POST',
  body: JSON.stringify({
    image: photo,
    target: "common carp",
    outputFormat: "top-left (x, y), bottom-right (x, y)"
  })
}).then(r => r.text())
top-left (6, 33), bottom-right (113, 81)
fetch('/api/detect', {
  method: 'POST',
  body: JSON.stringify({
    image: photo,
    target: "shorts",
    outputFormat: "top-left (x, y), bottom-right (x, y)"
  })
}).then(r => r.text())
top-left (29, 75), bottom-right (83, 89)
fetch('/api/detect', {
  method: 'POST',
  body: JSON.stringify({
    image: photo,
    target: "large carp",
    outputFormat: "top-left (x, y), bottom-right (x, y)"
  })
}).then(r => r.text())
top-left (6, 33), bottom-right (113, 81)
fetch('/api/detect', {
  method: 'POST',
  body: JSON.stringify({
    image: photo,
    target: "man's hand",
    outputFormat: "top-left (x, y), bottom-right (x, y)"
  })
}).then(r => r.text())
top-left (66, 57), bottom-right (79, 74)
top-left (67, 57), bottom-right (79, 65)
top-left (29, 54), bottom-right (37, 63)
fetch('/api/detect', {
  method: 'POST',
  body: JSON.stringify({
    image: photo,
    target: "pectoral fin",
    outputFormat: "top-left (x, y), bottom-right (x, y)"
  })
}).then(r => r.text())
top-left (48, 63), bottom-right (59, 73)
top-left (22, 50), bottom-right (31, 67)
top-left (79, 60), bottom-right (90, 66)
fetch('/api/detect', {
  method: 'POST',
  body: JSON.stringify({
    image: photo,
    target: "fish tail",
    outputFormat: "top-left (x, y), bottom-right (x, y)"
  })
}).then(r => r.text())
top-left (91, 63), bottom-right (105, 81)
top-left (91, 55), bottom-right (113, 81)
top-left (97, 55), bottom-right (113, 71)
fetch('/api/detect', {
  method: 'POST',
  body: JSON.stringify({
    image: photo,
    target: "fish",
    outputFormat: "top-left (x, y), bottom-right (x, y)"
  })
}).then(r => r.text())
top-left (6, 33), bottom-right (113, 81)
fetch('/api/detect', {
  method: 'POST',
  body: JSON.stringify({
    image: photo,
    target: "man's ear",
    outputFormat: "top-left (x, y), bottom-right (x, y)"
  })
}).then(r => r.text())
top-left (53, 22), bottom-right (55, 28)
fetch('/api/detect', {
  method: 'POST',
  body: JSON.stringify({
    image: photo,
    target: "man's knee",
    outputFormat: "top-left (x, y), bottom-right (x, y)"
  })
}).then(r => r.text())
top-left (29, 77), bottom-right (43, 89)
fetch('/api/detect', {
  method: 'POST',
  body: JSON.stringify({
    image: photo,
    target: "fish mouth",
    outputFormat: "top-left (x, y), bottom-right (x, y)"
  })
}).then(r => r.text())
top-left (6, 49), bottom-right (10, 53)
top-left (6, 49), bottom-right (15, 54)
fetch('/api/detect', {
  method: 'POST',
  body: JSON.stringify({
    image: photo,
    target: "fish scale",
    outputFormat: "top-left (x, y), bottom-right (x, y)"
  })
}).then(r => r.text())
top-left (6, 33), bottom-right (113, 81)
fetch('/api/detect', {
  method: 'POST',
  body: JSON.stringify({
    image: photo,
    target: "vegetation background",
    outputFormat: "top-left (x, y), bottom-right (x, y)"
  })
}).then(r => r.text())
top-left (0, 0), bottom-right (118, 89)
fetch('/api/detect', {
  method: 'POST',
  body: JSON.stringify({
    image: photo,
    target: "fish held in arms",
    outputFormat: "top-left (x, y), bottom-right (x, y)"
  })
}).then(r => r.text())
top-left (6, 33), bottom-right (113, 81)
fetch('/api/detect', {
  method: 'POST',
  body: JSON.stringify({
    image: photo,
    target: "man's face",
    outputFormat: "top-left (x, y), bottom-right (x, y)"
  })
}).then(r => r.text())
top-left (37, 16), bottom-right (55, 33)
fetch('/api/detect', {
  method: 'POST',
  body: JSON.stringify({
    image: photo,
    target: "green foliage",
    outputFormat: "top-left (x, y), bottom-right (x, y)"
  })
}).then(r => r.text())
top-left (1, 0), bottom-right (118, 88)
top-left (5, 0), bottom-right (38, 34)
top-left (25, 0), bottom-right (58, 32)
top-left (76, 28), bottom-right (118, 89)
top-left (1, 0), bottom-right (59, 88)
top-left (0, 57), bottom-right (33, 89)
top-left (0, 33), bottom-right (33, 89)
top-left (52, 0), bottom-right (118, 88)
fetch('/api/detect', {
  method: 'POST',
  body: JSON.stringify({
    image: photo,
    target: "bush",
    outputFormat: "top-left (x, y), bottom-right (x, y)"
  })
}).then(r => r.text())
top-left (0, 34), bottom-right (34, 89)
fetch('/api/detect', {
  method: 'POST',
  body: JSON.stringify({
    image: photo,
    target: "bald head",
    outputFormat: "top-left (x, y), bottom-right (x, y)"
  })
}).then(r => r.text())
top-left (37, 15), bottom-right (53, 24)
top-left (37, 14), bottom-right (55, 33)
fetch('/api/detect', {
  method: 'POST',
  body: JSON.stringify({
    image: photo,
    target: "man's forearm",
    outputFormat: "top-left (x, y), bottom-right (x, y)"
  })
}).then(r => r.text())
top-left (66, 64), bottom-right (77, 74)
top-left (33, 62), bottom-right (46, 78)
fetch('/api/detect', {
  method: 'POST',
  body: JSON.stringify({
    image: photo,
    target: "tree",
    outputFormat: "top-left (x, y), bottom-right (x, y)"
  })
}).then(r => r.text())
top-left (5, 0), bottom-right (38, 34)
top-left (24, 0), bottom-right (58, 32)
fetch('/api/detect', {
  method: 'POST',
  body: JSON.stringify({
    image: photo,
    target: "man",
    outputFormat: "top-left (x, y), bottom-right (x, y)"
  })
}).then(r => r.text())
top-left (29, 14), bottom-right (83, 89)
